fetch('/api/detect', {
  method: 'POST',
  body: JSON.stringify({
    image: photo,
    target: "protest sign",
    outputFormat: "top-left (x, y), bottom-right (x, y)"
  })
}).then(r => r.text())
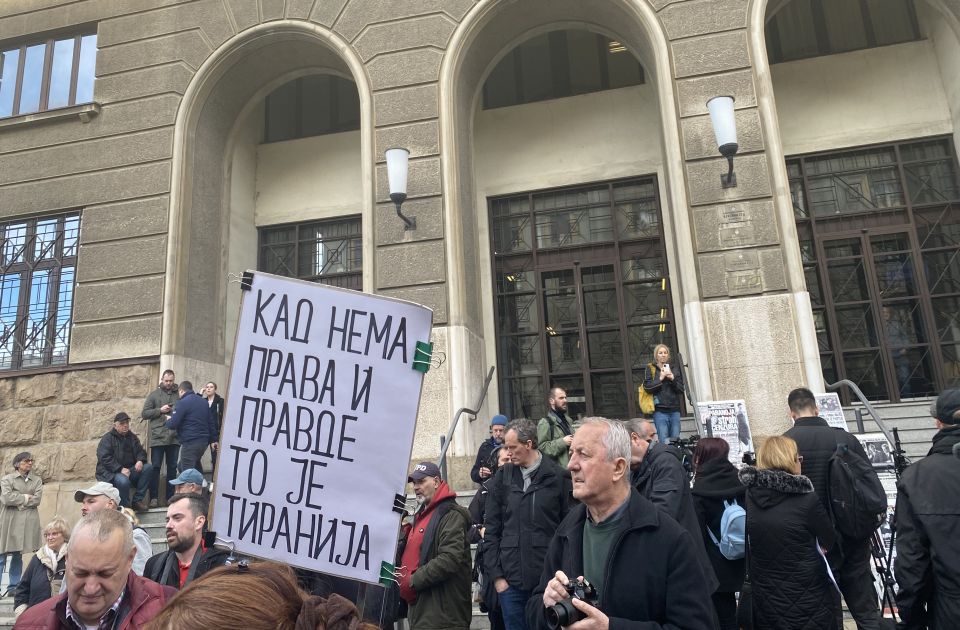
top-left (697, 400), bottom-right (754, 465)
top-left (211, 271), bottom-right (433, 584)
top-left (815, 393), bottom-right (848, 430)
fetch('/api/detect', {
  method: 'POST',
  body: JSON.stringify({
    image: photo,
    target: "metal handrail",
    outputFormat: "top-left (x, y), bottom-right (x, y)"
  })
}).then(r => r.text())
top-left (676, 350), bottom-right (706, 437)
top-left (437, 366), bottom-right (496, 474)
top-left (825, 379), bottom-right (898, 447)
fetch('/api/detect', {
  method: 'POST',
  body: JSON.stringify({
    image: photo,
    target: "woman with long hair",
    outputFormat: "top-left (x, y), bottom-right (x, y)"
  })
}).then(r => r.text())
top-left (690, 438), bottom-right (745, 630)
top-left (739, 436), bottom-right (839, 629)
top-left (144, 561), bottom-right (380, 630)
top-left (642, 344), bottom-right (685, 442)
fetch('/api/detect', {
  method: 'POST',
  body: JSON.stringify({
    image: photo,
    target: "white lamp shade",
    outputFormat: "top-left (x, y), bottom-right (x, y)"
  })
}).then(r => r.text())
top-left (385, 148), bottom-right (410, 196)
top-left (706, 96), bottom-right (737, 150)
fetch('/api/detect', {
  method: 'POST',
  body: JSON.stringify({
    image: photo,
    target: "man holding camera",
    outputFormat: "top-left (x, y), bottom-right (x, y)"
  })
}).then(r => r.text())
top-left (525, 418), bottom-right (716, 630)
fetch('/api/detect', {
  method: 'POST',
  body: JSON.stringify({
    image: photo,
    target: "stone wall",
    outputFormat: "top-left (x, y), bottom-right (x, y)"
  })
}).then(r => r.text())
top-left (0, 363), bottom-right (157, 526)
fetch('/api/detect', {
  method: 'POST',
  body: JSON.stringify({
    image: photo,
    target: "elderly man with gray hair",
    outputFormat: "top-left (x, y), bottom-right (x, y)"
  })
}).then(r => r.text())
top-left (525, 418), bottom-right (716, 630)
top-left (13, 508), bottom-right (176, 630)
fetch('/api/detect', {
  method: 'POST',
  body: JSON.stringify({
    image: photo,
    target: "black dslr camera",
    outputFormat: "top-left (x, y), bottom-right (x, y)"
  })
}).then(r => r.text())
top-left (545, 578), bottom-right (599, 630)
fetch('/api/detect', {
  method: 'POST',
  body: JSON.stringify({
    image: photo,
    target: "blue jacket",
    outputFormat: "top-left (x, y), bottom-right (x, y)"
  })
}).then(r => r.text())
top-left (165, 391), bottom-right (216, 444)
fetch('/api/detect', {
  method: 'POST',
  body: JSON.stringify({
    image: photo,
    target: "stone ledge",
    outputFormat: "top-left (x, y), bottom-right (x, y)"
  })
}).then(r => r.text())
top-left (0, 103), bottom-right (100, 130)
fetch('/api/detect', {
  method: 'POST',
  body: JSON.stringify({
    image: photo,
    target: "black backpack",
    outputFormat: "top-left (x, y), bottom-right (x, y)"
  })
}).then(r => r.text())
top-left (826, 443), bottom-right (887, 539)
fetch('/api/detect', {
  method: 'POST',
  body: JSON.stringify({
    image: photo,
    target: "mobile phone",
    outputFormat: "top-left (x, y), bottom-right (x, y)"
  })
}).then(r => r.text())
top-left (663, 364), bottom-right (670, 371)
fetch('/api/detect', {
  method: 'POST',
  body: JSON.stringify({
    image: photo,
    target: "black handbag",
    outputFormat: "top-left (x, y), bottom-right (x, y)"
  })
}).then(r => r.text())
top-left (737, 529), bottom-right (754, 630)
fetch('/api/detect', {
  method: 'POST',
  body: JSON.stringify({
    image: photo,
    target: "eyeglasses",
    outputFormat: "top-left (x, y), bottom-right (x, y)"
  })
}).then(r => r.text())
top-left (44, 532), bottom-right (61, 538)
top-left (21, 459), bottom-right (34, 463)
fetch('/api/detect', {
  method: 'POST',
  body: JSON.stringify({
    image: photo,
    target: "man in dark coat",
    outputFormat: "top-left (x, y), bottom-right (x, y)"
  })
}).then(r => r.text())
top-left (141, 368), bottom-right (180, 506)
top-left (143, 494), bottom-right (228, 590)
top-left (164, 381), bottom-right (219, 473)
top-left (95, 412), bottom-right (156, 511)
top-left (484, 418), bottom-right (570, 630)
top-left (525, 418), bottom-right (716, 630)
top-left (626, 418), bottom-right (719, 595)
top-left (398, 462), bottom-right (472, 630)
top-left (895, 389), bottom-right (960, 630)
top-left (471, 414), bottom-right (508, 484)
top-left (783, 386), bottom-right (882, 630)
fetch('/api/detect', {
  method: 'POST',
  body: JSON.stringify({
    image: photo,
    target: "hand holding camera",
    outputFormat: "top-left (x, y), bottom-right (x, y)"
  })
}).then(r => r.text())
top-left (544, 573), bottom-right (605, 630)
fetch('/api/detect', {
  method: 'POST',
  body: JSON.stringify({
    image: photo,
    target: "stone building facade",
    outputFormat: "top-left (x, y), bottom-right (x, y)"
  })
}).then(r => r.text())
top-left (2, 0), bottom-right (960, 522)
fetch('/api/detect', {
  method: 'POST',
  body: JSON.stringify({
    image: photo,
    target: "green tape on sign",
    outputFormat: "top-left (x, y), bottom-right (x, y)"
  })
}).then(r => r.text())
top-left (413, 341), bottom-right (433, 373)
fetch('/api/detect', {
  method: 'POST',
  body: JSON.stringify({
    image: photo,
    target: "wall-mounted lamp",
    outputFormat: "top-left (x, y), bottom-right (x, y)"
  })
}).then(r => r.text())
top-left (706, 96), bottom-right (738, 188)
top-left (385, 147), bottom-right (415, 230)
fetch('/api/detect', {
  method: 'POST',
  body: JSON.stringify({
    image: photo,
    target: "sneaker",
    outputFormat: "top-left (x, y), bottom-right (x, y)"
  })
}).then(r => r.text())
top-left (148, 499), bottom-right (158, 509)
top-left (133, 501), bottom-right (149, 513)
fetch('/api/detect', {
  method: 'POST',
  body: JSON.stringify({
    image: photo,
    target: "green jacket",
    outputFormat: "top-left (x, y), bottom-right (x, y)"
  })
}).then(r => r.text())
top-left (141, 386), bottom-right (180, 447)
top-left (537, 410), bottom-right (571, 468)
top-left (408, 500), bottom-right (472, 630)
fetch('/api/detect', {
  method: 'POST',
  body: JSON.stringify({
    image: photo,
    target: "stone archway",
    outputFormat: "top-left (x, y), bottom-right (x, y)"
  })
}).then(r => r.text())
top-left (438, 0), bottom-right (708, 443)
top-left (161, 22), bottom-right (374, 383)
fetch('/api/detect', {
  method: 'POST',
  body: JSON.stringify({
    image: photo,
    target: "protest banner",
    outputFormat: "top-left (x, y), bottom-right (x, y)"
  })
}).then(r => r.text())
top-left (697, 400), bottom-right (754, 465)
top-left (815, 393), bottom-right (848, 430)
top-left (211, 271), bottom-right (433, 584)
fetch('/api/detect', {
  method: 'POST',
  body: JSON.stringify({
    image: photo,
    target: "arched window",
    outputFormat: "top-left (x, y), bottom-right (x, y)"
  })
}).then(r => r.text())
top-left (482, 30), bottom-right (644, 109)
top-left (765, 0), bottom-right (921, 64)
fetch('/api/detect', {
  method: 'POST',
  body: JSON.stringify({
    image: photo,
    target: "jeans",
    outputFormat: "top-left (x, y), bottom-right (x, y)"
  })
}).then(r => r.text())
top-left (179, 441), bottom-right (208, 473)
top-left (653, 410), bottom-right (682, 442)
top-left (0, 552), bottom-right (22, 591)
top-left (498, 585), bottom-right (530, 630)
top-left (112, 464), bottom-right (156, 507)
top-left (151, 444), bottom-right (180, 502)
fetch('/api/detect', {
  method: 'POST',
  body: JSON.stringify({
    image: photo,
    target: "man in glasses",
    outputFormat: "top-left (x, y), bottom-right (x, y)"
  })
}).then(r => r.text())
top-left (784, 386), bottom-right (883, 630)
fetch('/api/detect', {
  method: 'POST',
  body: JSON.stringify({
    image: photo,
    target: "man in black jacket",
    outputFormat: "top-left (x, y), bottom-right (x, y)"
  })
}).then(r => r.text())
top-left (485, 418), bottom-right (570, 630)
top-left (143, 494), bottom-right (228, 589)
top-left (471, 414), bottom-right (508, 484)
top-left (95, 412), bottom-right (156, 511)
top-left (525, 418), bottom-right (716, 630)
top-left (895, 389), bottom-right (960, 630)
top-left (783, 386), bottom-right (882, 630)
top-left (626, 418), bottom-right (719, 595)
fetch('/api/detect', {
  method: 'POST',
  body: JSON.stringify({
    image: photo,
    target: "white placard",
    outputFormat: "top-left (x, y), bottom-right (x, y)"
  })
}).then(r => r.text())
top-left (816, 393), bottom-right (848, 430)
top-left (211, 272), bottom-right (433, 584)
top-left (697, 400), bottom-right (754, 466)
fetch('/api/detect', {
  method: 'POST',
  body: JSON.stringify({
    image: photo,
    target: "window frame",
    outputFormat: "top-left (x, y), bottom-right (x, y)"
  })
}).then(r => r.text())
top-left (257, 215), bottom-right (363, 291)
top-left (0, 31), bottom-right (97, 119)
top-left (0, 212), bottom-right (80, 372)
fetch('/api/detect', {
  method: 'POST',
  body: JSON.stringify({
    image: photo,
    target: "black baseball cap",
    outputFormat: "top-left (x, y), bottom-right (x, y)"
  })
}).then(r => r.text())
top-left (935, 389), bottom-right (960, 424)
top-left (408, 461), bottom-right (441, 482)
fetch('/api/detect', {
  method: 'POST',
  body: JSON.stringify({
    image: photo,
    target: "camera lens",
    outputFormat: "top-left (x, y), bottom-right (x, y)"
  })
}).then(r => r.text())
top-left (545, 600), bottom-right (578, 630)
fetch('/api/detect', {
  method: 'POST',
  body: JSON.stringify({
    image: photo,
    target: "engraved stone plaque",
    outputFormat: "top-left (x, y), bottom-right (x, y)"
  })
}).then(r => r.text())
top-left (724, 250), bottom-right (759, 272)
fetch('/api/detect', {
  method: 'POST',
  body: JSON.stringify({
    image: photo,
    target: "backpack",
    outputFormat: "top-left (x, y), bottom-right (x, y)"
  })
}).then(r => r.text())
top-left (827, 443), bottom-right (887, 539)
top-left (707, 499), bottom-right (746, 560)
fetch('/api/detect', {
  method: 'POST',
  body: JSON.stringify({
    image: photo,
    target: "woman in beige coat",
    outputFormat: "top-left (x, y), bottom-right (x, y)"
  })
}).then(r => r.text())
top-left (0, 452), bottom-right (43, 594)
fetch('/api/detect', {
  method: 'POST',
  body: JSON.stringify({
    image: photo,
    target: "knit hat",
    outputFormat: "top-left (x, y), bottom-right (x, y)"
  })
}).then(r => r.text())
top-left (935, 389), bottom-right (960, 425)
top-left (490, 414), bottom-right (508, 427)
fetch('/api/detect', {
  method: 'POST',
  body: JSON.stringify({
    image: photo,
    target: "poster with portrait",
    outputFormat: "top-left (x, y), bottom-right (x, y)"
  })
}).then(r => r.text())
top-left (815, 392), bottom-right (849, 430)
top-left (697, 400), bottom-right (754, 465)
top-left (856, 432), bottom-right (896, 468)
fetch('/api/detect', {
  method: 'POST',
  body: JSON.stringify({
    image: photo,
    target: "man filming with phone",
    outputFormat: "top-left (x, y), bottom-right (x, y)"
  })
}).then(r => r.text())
top-left (525, 418), bottom-right (715, 630)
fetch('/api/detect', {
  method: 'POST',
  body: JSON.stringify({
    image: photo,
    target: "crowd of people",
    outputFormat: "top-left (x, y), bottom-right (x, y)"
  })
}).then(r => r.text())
top-left (1, 351), bottom-right (958, 630)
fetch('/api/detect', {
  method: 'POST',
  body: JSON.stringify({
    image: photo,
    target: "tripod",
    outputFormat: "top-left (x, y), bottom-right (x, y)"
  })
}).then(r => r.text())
top-left (868, 427), bottom-right (910, 625)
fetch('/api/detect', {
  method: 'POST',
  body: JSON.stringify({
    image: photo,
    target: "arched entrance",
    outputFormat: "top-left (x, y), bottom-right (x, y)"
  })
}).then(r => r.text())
top-left (750, 0), bottom-right (960, 403)
top-left (440, 0), bottom-right (703, 433)
top-left (161, 23), bottom-right (373, 384)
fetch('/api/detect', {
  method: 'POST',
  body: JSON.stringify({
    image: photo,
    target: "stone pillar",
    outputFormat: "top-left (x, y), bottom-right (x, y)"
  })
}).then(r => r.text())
top-left (657, 0), bottom-right (821, 438)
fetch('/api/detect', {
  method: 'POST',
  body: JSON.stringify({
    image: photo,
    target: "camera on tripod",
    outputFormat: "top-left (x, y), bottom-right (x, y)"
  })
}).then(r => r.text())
top-left (544, 578), bottom-right (599, 630)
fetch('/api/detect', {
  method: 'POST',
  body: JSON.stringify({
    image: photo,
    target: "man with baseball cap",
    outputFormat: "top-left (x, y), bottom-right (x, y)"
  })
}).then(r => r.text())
top-left (95, 412), bottom-right (156, 512)
top-left (74, 482), bottom-right (153, 576)
top-left (895, 389), bottom-right (960, 629)
top-left (398, 462), bottom-right (471, 630)
top-left (471, 415), bottom-right (508, 484)
top-left (170, 469), bottom-right (208, 496)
